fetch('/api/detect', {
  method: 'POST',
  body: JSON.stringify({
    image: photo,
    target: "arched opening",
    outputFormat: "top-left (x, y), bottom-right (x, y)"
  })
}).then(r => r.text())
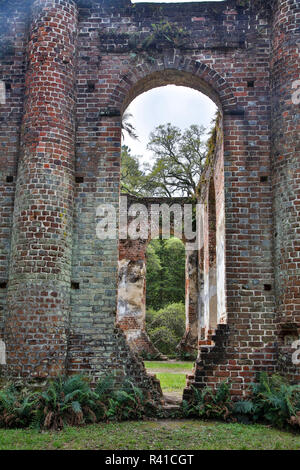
top-left (116, 66), bottom-right (227, 403)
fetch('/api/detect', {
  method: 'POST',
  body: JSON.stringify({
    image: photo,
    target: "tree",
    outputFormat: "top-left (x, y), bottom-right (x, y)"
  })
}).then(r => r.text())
top-left (121, 120), bottom-right (218, 198)
top-left (146, 237), bottom-right (185, 310)
top-left (120, 146), bottom-right (144, 195)
top-left (146, 303), bottom-right (186, 356)
top-left (146, 123), bottom-right (208, 197)
top-left (120, 146), bottom-right (158, 197)
top-left (121, 111), bottom-right (139, 141)
top-left (161, 237), bottom-right (186, 305)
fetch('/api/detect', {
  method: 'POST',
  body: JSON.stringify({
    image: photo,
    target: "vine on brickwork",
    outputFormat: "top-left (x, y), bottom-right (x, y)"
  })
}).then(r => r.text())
top-left (99, 20), bottom-right (191, 63)
top-left (127, 21), bottom-right (191, 63)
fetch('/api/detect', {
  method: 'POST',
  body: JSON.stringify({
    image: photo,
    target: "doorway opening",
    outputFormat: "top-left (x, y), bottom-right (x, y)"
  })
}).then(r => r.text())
top-left (144, 237), bottom-right (192, 403)
top-left (117, 76), bottom-right (222, 405)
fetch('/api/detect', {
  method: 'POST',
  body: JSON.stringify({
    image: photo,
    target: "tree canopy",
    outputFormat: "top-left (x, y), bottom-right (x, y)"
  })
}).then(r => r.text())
top-left (121, 122), bottom-right (211, 198)
top-left (147, 123), bottom-right (208, 197)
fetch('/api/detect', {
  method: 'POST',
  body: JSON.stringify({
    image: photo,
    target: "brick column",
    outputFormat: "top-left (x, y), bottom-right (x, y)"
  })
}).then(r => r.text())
top-left (118, 239), bottom-right (147, 352)
top-left (271, 0), bottom-right (300, 378)
top-left (5, 0), bottom-right (78, 378)
top-left (117, 238), bottom-right (163, 358)
top-left (177, 250), bottom-right (198, 354)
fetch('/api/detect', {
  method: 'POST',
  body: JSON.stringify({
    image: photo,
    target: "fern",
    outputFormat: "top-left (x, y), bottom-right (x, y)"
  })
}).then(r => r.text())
top-left (185, 382), bottom-right (232, 421)
top-left (0, 385), bottom-right (38, 428)
top-left (233, 373), bottom-right (300, 429)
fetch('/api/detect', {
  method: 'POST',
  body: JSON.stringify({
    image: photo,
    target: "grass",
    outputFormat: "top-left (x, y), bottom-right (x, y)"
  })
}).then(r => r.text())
top-left (145, 361), bottom-right (193, 394)
top-left (156, 373), bottom-right (186, 392)
top-left (0, 420), bottom-right (299, 450)
top-left (144, 361), bottom-right (194, 371)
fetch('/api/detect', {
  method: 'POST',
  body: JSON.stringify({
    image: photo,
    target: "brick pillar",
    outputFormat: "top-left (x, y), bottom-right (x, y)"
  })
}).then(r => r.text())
top-left (271, 0), bottom-right (300, 378)
top-left (177, 249), bottom-right (198, 354)
top-left (5, 0), bottom-right (78, 378)
top-left (117, 238), bottom-right (163, 358)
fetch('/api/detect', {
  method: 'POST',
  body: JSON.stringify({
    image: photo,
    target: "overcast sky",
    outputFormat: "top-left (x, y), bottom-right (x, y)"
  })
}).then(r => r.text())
top-left (123, 85), bottom-right (217, 164)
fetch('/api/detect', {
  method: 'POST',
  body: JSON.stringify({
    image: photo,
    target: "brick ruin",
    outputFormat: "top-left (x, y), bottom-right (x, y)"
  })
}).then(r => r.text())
top-left (0, 0), bottom-right (299, 400)
top-left (117, 195), bottom-right (198, 358)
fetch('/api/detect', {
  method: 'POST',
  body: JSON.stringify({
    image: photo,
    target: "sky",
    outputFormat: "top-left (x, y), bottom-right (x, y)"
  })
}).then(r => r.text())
top-left (122, 85), bottom-right (217, 164)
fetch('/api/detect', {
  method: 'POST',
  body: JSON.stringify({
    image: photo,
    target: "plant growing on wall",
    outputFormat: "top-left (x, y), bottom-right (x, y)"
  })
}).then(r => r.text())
top-left (128, 20), bottom-right (191, 63)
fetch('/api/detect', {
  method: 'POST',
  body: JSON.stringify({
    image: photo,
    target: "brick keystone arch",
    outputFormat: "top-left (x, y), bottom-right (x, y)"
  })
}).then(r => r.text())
top-left (108, 59), bottom-right (241, 116)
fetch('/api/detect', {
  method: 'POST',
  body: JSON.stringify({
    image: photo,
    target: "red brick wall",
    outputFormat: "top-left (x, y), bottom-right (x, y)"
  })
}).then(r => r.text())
top-left (5, 0), bottom-right (78, 378)
top-left (0, 1), bottom-right (28, 340)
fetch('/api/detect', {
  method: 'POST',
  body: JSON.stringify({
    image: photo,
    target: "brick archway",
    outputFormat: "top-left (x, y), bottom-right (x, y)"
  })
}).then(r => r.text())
top-left (109, 59), bottom-right (240, 117)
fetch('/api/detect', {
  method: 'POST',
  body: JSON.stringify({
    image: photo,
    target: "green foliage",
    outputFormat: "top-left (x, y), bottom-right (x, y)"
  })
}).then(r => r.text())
top-left (128, 20), bottom-right (190, 55)
top-left (183, 374), bottom-right (300, 431)
top-left (147, 123), bottom-right (208, 197)
top-left (1, 373), bottom-right (300, 433)
top-left (183, 382), bottom-right (232, 422)
top-left (146, 303), bottom-right (186, 356)
top-left (233, 400), bottom-right (256, 424)
top-left (35, 375), bottom-right (98, 430)
top-left (122, 112), bottom-right (139, 141)
top-left (146, 238), bottom-right (186, 311)
top-left (233, 373), bottom-right (300, 429)
top-left (93, 373), bottom-right (115, 421)
top-left (121, 122), bottom-right (214, 199)
top-left (177, 350), bottom-right (197, 361)
top-left (140, 350), bottom-right (162, 361)
top-left (120, 146), bottom-right (158, 197)
top-left (0, 384), bottom-right (38, 429)
top-left (0, 375), bottom-right (159, 431)
top-left (145, 242), bottom-right (162, 310)
top-left (106, 379), bottom-right (157, 422)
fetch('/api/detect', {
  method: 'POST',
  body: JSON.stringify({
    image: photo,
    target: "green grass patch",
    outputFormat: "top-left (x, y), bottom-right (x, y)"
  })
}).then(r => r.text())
top-left (156, 373), bottom-right (186, 392)
top-left (0, 420), bottom-right (299, 450)
top-left (144, 361), bottom-right (194, 371)
top-left (145, 361), bottom-right (192, 394)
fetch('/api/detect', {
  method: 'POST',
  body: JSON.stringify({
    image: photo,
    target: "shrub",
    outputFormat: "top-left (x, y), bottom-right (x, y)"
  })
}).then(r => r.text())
top-left (93, 373), bottom-right (116, 421)
top-left (35, 375), bottom-right (98, 430)
top-left (0, 384), bottom-right (38, 429)
top-left (233, 373), bottom-right (300, 429)
top-left (140, 351), bottom-right (162, 361)
top-left (182, 381), bottom-right (232, 421)
top-left (106, 378), bottom-right (158, 422)
top-left (176, 350), bottom-right (197, 361)
top-left (146, 302), bottom-right (185, 356)
top-left (0, 374), bottom-right (159, 430)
